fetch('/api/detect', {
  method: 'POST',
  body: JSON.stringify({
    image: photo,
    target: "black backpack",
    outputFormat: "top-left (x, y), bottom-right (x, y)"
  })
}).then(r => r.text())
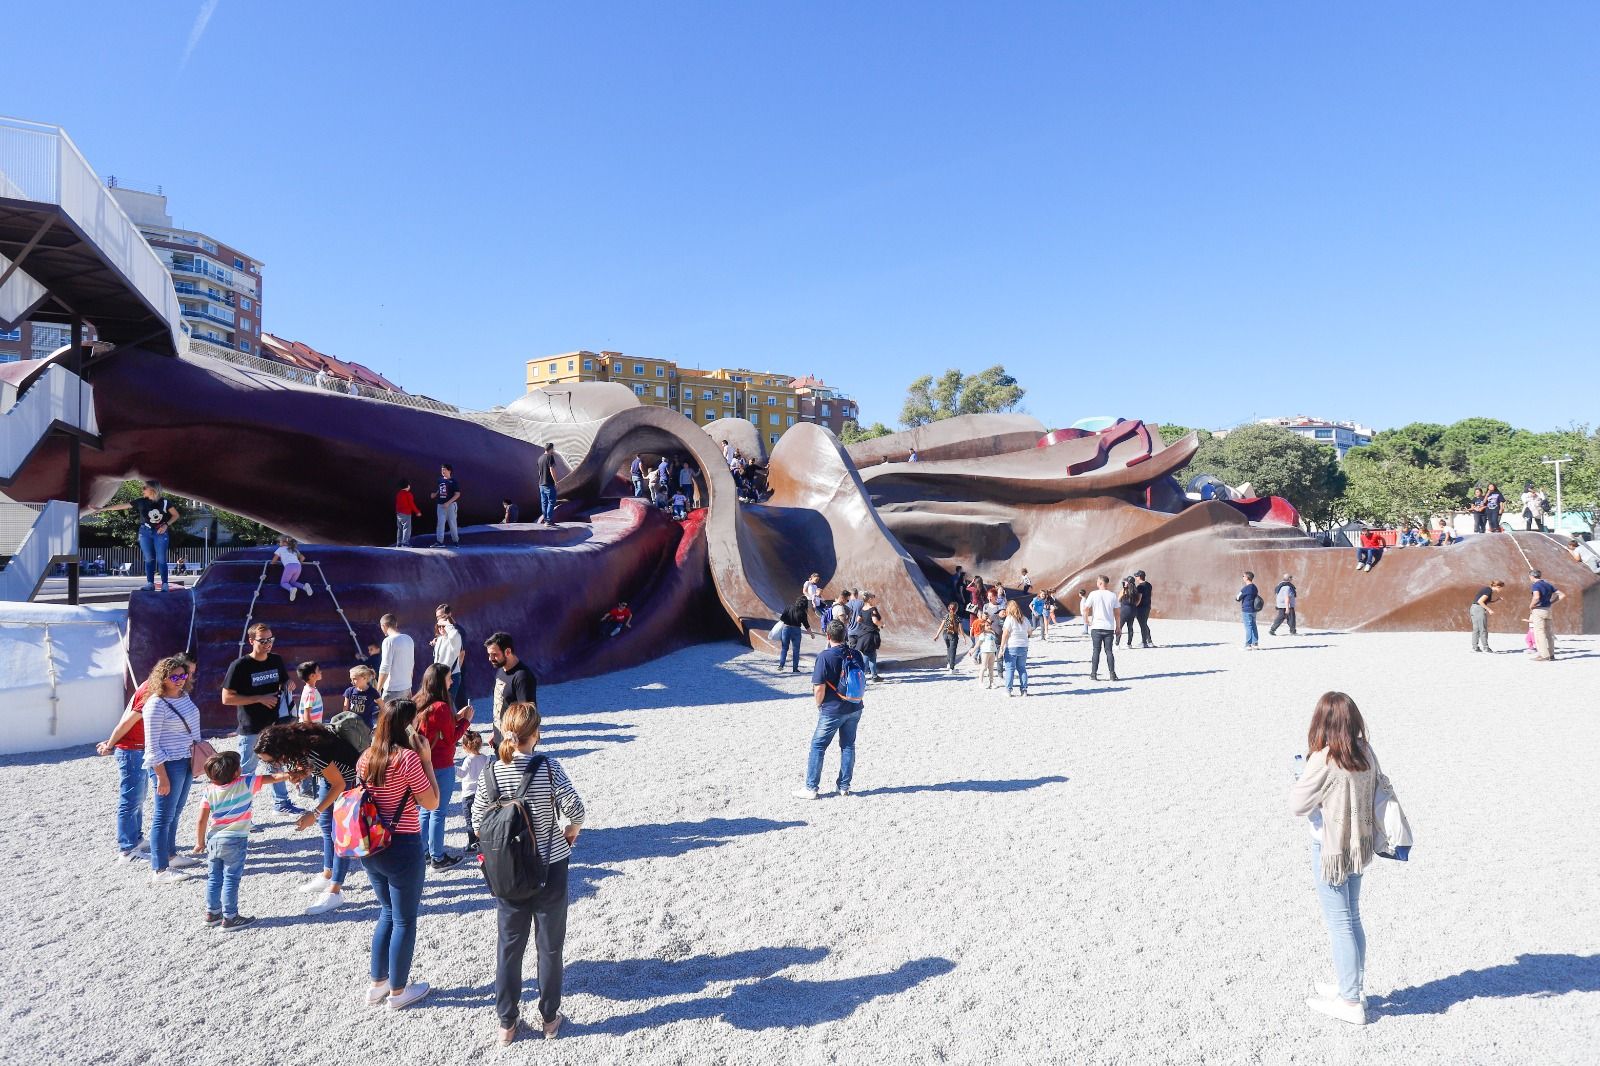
top-left (478, 756), bottom-right (555, 902)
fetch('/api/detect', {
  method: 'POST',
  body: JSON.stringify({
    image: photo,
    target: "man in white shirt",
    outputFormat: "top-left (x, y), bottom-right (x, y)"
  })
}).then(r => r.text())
top-left (1084, 575), bottom-right (1121, 682)
top-left (377, 612), bottom-right (416, 701)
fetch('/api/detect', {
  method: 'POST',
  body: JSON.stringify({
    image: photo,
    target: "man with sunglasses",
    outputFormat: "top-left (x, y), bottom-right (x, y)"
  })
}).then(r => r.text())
top-left (222, 622), bottom-right (301, 814)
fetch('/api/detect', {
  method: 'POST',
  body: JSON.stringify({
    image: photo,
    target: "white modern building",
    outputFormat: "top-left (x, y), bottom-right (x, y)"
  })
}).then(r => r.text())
top-left (1259, 416), bottom-right (1374, 459)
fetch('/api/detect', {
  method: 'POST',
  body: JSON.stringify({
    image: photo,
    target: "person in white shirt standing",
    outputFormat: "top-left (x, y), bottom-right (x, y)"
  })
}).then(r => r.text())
top-left (1084, 575), bottom-right (1121, 682)
top-left (377, 613), bottom-right (417, 702)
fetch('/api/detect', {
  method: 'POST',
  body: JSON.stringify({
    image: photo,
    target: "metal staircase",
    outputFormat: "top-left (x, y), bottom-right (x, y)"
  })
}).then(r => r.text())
top-left (0, 363), bottom-right (97, 600)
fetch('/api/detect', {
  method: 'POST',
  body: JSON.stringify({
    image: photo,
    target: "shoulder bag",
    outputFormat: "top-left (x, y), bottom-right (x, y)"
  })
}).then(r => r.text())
top-left (161, 697), bottom-right (217, 777)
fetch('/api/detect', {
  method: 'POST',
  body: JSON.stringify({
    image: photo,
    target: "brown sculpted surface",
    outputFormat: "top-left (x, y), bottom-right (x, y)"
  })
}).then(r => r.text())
top-left (5, 347), bottom-right (1595, 730)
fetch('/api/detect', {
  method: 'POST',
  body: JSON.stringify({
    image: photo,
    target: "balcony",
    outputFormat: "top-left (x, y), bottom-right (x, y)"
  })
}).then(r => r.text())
top-left (180, 305), bottom-right (235, 328)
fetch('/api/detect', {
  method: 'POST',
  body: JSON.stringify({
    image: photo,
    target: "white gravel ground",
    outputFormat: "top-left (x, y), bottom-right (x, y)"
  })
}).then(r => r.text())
top-left (2, 620), bottom-right (1597, 1065)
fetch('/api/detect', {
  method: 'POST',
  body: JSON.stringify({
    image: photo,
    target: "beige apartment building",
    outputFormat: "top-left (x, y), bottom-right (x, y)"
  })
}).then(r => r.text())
top-left (527, 351), bottom-right (829, 449)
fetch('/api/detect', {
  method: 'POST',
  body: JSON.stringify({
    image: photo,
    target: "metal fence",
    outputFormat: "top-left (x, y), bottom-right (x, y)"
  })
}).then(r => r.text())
top-left (72, 544), bottom-right (214, 576)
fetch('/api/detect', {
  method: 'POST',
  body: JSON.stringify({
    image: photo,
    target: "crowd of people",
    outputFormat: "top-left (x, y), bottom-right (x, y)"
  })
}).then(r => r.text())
top-left (96, 608), bottom-right (583, 1043)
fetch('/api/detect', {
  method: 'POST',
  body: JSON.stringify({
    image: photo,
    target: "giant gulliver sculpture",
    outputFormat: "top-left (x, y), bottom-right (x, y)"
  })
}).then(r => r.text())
top-left (4, 347), bottom-right (1595, 730)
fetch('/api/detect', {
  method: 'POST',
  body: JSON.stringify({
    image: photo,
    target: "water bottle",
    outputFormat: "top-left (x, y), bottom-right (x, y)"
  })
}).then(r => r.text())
top-left (1290, 753), bottom-right (1304, 780)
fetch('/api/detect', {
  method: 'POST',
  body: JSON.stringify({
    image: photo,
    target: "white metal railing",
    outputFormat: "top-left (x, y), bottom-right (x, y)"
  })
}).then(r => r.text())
top-left (0, 116), bottom-right (186, 355)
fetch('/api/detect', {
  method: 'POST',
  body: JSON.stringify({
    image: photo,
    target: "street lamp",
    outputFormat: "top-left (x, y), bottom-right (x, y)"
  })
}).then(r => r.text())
top-left (1540, 455), bottom-right (1573, 535)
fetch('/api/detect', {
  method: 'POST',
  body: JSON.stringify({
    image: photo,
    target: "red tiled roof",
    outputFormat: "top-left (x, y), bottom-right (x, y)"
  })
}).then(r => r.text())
top-left (261, 334), bottom-right (403, 393)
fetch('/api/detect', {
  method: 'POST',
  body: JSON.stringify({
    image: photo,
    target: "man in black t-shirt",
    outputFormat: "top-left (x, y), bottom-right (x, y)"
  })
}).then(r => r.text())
top-left (431, 462), bottom-right (461, 546)
top-left (1133, 570), bottom-right (1154, 647)
top-left (536, 443), bottom-right (559, 526)
top-left (221, 622), bottom-right (299, 812)
top-left (485, 631), bottom-right (537, 743)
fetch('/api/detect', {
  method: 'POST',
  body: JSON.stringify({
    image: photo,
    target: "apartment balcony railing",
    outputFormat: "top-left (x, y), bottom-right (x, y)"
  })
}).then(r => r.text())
top-left (180, 305), bottom-right (236, 328)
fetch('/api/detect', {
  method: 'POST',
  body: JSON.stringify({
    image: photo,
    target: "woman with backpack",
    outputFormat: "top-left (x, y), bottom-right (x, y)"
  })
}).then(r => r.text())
top-left (356, 699), bottom-right (441, 1010)
top-left (413, 663), bottom-right (475, 870)
top-left (252, 720), bottom-right (363, 915)
top-left (856, 592), bottom-right (884, 681)
top-left (1288, 692), bottom-right (1401, 1026)
top-left (473, 701), bottom-right (587, 1044)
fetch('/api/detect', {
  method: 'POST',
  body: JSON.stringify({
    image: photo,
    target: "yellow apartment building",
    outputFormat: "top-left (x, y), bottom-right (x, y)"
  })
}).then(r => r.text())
top-left (525, 352), bottom-right (818, 447)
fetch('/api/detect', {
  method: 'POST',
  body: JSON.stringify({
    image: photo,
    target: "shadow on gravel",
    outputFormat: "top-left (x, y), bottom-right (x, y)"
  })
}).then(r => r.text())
top-left (855, 776), bottom-right (1068, 798)
top-left (1255, 644), bottom-right (1332, 651)
top-left (1371, 953), bottom-right (1600, 1017)
top-left (568, 946), bottom-right (829, 1000)
top-left (1126, 669), bottom-right (1226, 681)
top-left (565, 817), bottom-right (806, 900)
top-left (578, 955), bottom-right (956, 1035)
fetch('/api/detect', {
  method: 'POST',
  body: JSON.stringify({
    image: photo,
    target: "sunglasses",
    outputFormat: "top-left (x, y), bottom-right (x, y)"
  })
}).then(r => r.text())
top-left (171, 672), bottom-right (189, 682)
top-left (254, 637), bottom-right (276, 645)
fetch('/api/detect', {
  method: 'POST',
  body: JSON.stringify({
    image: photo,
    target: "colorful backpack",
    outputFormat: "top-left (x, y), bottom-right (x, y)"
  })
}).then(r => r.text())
top-left (830, 649), bottom-right (867, 704)
top-left (332, 779), bottom-right (411, 858)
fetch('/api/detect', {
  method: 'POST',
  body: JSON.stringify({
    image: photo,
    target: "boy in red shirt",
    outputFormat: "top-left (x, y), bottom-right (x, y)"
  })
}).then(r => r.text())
top-left (395, 479), bottom-right (423, 546)
top-left (601, 602), bottom-right (633, 638)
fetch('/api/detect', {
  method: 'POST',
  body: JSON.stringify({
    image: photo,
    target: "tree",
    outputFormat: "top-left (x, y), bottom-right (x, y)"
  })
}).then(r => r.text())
top-left (1187, 424), bottom-right (1346, 528)
top-left (1156, 424), bottom-right (1211, 447)
top-left (899, 365), bottom-right (1025, 427)
top-left (1340, 449), bottom-right (1460, 527)
top-left (839, 419), bottom-right (894, 445)
top-left (1370, 422), bottom-right (1448, 468)
top-left (1470, 428), bottom-right (1599, 515)
top-left (212, 509), bottom-right (281, 545)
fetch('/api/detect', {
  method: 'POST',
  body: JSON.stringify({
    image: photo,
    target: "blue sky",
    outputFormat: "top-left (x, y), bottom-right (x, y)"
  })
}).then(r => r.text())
top-left (9, 3), bottom-right (1597, 431)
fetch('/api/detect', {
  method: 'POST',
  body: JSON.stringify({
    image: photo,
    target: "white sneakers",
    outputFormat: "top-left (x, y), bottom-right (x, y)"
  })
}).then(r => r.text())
top-left (364, 983), bottom-right (390, 1007)
top-left (149, 868), bottom-right (188, 885)
top-left (305, 890), bottom-right (345, 915)
top-left (169, 852), bottom-right (201, 869)
top-left (1306, 994), bottom-right (1367, 1025)
top-left (298, 874), bottom-right (333, 893)
top-left (302, 584), bottom-right (314, 597)
top-left (790, 787), bottom-right (819, 800)
top-left (288, 588), bottom-right (298, 602)
top-left (388, 982), bottom-right (431, 1010)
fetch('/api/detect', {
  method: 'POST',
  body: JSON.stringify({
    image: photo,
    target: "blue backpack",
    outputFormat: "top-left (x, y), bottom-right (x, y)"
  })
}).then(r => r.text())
top-left (830, 650), bottom-right (867, 703)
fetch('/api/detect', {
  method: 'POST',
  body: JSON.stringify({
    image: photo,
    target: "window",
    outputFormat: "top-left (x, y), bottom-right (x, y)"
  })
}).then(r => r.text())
top-left (583, 359), bottom-right (594, 371)
top-left (1314, 428), bottom-right (1334, 439)
top-left (767, 413), bottom-right (777, 425)
top-left (705, 411), bottom-right (715, 421)
top-left (238, 340), bottom-right (251, 352)
top-left (723, 391), bottom-right (733, 404)
top-left (684, 408), bottom-right (695, 421)
top-left (240, 298), bottom-right (252, 311)
top-left (531, 366), bottom-right (540, 376)
top-left (0, 327), bottom-right (20, 341)
top-left (239, 317), bottom-right (253, 331)
top-left (702, 389), bottom-right (713, 401)
top-left (770, 433), bottom-right (779, 445)
top-left (233, 257), bottom-right (244, 269)
top-left (633, 364), bottom-right (644, 376)
top-left (634, 384), bottom-right (645, 396)
top-left (787, 416), bottom-right (795, 426)
top-left (568, 359), bottom-right (575, 371)
top-left (655, 385), bottom-right (665, 398)
top-left (821, 403), bottom-right (831, 417)
top-left (766, 396), bottom-right (776, 406)
top-left (548, 362), bottom-right (558, 374)
top-left (656, 366), bottom-right (665, 377)
top-left (787, 398), bottom-right (795, 409)
top-left (0, 352), bottom-right (18, 364)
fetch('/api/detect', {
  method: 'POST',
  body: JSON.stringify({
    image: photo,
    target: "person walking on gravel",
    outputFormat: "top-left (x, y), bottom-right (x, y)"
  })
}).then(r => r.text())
top-left (998, 599), bottom-right (1034, 696)
top-left (1085, 576), bottom-right (1120, 681)
top-left (1527, 570), bottom-right (1564, 660)
top-left (931, 602), bottom-right (963, 671)
top-left (793, 621), bottom-right (866, 800)
top-left (1270, 574), bottom-right (1299, 636)
top-left (1236, 571), bottom-right (1262, 649)
top-left (1133, 571), bottom-right (1154, 647)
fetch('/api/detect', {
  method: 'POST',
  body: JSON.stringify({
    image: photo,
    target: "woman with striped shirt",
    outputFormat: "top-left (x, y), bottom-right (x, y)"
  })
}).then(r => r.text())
top-left (143, 656), bottom-right (204, 884)
top-left (253, 720), bottom-right (363, 916)
top-left (357, 699), bottom-right (440, 1011)
top-left (472, 701), bottom-right (586, 1044)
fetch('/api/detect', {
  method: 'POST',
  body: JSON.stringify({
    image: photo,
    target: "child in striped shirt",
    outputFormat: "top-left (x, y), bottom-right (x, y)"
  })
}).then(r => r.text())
top-left (297, 661), bottom-right (324, 724)
top-left (197, 751), bottom-right (256, 930)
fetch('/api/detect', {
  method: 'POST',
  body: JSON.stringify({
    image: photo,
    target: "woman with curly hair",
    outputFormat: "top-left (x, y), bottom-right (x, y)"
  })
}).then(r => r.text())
top-left (141, 656), bottom-right (203, 884)
top-left (253, 719), bottom-right (363, 915)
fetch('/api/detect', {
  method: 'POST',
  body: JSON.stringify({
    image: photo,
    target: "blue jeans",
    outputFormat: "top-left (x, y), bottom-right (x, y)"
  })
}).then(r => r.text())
top-left (1312, 841), bottom-right (1366, 1001)
top-left (365, 832), bottom-right (426, 989)
top-left (779, 624), bottom-right (803, 670)
top-left (437, 501), bottom-right (459, 543)
top-left (147, 757), bottom-right (193, 872)
top-left (137, 524), bottom-right (169, 587)
top-left (206, 834), bottom-right (248, 917)
top-left (317, 776), bottom-right (352, 883)
top-left (419, 765), bottom-right (456, 861)
top-left (238, 732), bottom-right (290, 804)
top-left (114, 747), bottom-right (147, 852)
top-left (1242, 610), bottom-right (1259, 646)
top-left (805, 707), bottom-right (862, 792)
top-left (1004, 646), bottom-right (1029, 693)
top-left (539, 484), bottom-right (557, 523)
top-left (631, 475), bottom-right (644, 497)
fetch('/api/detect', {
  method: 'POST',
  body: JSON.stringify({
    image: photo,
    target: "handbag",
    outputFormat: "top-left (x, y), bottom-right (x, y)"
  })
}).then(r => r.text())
top-left (1375, 781), bottom-right (1414, 861)
top-left (162, 696), bottom-right (217, 777)
top-left (769, 620), bottom-right (784, 640)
